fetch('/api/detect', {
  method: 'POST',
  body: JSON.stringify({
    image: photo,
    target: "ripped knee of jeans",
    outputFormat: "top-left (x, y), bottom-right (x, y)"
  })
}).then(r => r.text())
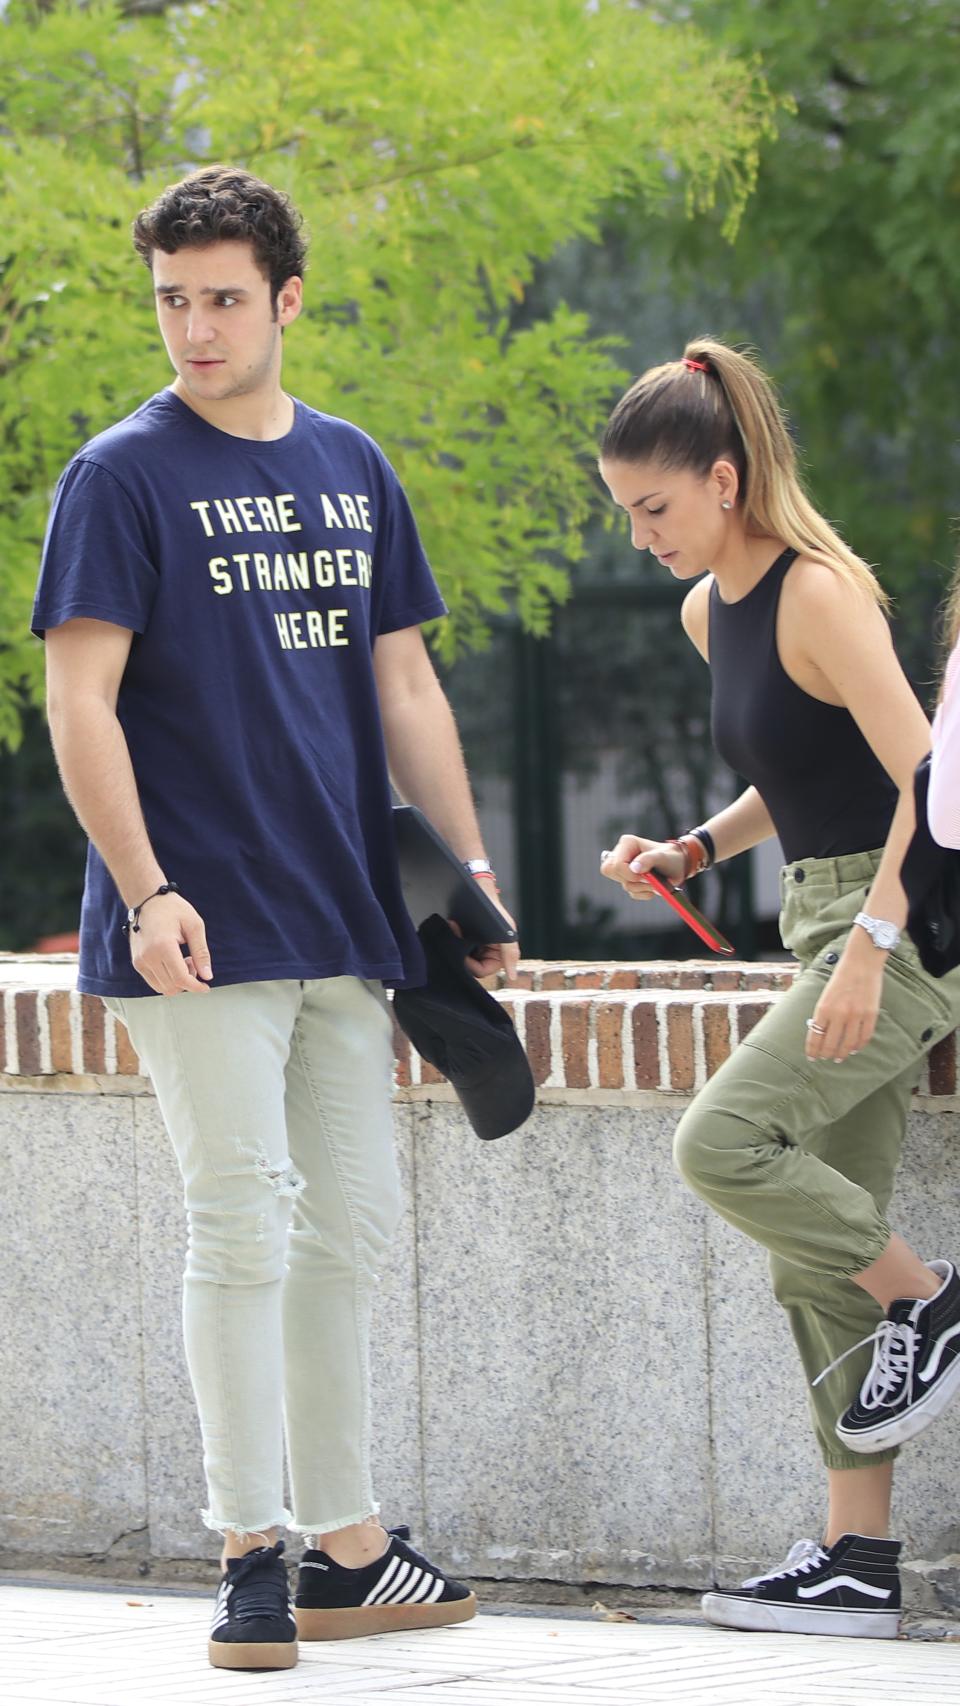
top-left (254, 1149), bottom-right (306, 1202)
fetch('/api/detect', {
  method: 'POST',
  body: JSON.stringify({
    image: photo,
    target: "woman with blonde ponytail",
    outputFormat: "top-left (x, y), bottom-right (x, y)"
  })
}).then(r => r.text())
top-left (599, 338), bottom-right (960, 1639)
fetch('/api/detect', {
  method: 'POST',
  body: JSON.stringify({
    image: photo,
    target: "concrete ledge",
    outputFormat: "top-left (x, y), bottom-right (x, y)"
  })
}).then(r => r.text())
top-left (1, 955), bottom-right (959, 1609)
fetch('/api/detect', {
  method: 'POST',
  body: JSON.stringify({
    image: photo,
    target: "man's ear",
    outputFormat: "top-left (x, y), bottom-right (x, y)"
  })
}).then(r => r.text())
top-left (276, 276), bottom-right (303, 327)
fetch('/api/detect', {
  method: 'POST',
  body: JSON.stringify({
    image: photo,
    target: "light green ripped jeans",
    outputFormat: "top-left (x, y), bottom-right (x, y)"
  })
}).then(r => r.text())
top-left (106, 976), bottom-right (400, 1538)
top-left (674, 849), bottom-right (960, 1469)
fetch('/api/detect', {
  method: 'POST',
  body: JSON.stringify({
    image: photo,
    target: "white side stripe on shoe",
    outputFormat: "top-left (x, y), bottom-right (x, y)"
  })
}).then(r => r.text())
top-left (919, 1321), bottom-right (960, 1383)
top-left (210, 1583), bottom-right (231, 1632)
top-left (362, 1554), bottom-right (441, 1607)
top-left (364, 1555), bottom-right (405, 1604)
top-left (797, 1576), bottom-right (892, 1601)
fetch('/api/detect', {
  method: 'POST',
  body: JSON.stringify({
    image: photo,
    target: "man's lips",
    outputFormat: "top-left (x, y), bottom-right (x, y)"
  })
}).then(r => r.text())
top-left (186, 357), bottom-right (225, 367)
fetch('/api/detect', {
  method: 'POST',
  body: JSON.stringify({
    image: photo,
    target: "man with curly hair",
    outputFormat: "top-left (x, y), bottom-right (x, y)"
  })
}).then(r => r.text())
top-left (33, 165), bottom-right (517, 1673)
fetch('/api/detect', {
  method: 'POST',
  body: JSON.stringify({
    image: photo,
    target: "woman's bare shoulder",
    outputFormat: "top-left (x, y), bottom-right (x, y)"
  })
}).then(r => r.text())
top-left (680, 573), bottom-right (713, 660)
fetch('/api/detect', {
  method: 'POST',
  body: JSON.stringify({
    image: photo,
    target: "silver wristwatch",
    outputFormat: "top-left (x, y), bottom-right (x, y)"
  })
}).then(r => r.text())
top-left (853, 911), bottom-right (901, 952)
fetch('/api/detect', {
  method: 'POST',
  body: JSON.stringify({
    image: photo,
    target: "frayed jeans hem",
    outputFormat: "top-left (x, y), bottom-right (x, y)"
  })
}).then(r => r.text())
top-left (288, 1503), bottom-right (381, 1540)
top-left (202, 1507), bottom-right (292, 1540)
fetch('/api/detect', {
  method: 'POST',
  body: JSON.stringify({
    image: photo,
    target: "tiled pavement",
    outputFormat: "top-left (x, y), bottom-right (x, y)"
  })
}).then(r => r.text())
top-left (1, 1581), bottom-right (958, 1706)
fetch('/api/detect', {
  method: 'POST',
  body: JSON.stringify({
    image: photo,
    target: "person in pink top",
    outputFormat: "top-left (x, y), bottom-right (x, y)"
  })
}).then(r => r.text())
top-left (929, 634), bottom-right (960, 848)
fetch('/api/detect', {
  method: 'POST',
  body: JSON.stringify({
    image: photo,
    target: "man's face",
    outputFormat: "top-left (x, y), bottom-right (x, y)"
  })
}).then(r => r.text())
top-left (152, 240), bottom-right (302, 402)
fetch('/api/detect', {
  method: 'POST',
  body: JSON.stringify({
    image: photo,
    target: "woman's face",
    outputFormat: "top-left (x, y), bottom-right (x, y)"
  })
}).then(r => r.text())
top-left (599, 456), bottom-right (738, 580)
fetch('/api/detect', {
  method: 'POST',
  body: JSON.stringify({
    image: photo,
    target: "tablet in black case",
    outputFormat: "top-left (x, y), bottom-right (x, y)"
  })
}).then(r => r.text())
top-left (393, 806), bottom-right (517, 945)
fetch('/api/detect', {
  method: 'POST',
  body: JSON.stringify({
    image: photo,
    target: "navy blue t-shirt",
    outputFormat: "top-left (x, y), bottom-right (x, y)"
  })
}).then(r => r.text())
top-left (32, 389), bottom-right (447, 996)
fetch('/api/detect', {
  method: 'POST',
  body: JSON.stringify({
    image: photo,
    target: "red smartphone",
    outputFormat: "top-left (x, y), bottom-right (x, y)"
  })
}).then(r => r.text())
top-left (642, 869), bottom-right (736, 957)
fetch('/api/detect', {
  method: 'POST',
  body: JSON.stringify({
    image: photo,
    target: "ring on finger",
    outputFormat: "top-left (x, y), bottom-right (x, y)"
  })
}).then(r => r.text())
top-left (805, 1019), bottom-right (826, 1035)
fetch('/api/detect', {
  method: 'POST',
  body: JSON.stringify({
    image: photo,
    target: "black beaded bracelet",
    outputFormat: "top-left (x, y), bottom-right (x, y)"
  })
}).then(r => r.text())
top-left (122, 881), bottom-right (179, 935)
top-left (686, 826), bottom-right (716, 869)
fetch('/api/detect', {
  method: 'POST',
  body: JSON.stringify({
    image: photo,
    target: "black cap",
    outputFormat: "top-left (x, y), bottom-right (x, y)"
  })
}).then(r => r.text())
top-left (902, 754), bottom-right (960, 978)
top-left (393, 915), bottom-right (535, 1141)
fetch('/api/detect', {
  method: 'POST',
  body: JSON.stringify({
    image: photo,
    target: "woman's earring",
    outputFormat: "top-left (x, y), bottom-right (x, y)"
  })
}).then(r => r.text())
top-left (721, 500), bottom-right (733, 511)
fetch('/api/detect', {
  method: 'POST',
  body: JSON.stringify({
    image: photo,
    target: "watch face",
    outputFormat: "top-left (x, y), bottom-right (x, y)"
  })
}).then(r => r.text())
top-left (875, 922), bottom-right (899, 950)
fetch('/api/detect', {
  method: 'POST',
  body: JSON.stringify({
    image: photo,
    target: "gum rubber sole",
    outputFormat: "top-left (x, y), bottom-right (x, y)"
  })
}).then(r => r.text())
top-left (208, 1638), bottom-right (298, 1669)
top-left (701, 1593), bottom-right (899, 1639)
top-left (296, 1592), bottom-right (478, 1641)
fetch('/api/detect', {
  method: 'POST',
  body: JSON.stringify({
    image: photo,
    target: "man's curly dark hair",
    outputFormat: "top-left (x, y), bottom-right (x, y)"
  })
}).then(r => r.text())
top-left (132, 166), bottom-right (307, 305)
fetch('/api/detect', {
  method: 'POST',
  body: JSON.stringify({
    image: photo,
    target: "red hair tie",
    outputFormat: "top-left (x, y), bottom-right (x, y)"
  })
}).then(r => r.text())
top-left (684, 357), bottom-right (710, 373)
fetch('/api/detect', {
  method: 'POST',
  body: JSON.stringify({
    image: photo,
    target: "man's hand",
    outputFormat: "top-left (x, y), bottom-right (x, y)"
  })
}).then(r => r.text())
top-left (453, 889), bottom-right (520, 984)
top-left (129, 892), bottom-right (214, 995)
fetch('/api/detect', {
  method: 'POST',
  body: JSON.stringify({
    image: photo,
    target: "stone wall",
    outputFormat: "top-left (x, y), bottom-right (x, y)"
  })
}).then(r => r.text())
top-left (1, 954), bottom-right (958, 1606)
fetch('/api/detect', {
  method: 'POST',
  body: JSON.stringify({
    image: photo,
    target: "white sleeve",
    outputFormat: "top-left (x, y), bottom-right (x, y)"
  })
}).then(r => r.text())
top-left (928, 642), bottom-right (960, 848)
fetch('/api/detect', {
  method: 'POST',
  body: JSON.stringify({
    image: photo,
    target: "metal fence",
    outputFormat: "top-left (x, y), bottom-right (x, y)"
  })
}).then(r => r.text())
top-left (442, 581), bottom-right (779, 962)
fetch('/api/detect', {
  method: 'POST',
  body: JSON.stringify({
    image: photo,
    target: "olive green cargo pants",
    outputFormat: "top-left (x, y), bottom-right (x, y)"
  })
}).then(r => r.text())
top-left (674, 849), bottom-right (960, 1468)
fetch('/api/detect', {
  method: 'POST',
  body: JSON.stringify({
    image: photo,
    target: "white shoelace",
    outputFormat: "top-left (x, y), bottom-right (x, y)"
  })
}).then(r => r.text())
top-left (742, 1538), bottom-right (826, 1589)
top-left (812, 1307), bottom-right (922, 1408)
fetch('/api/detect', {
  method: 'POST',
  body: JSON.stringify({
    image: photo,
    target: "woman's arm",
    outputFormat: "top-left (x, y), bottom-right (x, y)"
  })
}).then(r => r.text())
top-left (601, 786), bottom-right (775, 899)
top-left (782, 560), bottom-right (932, 1062)
top-left (928, 643), bottom-right (960, 848)
top-left (602, 577), bottom-right (776, 897)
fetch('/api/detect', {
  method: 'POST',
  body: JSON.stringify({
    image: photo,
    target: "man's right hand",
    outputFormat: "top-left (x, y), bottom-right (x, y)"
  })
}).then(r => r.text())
top-left (129, 892), bottom-right (214, 994)
top-left (600, 835), bottom-right (687, 901)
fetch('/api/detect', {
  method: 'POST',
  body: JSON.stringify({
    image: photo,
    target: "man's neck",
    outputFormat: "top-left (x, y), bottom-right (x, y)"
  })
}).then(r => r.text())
top-left (170, 378), bottom-right (295, 442)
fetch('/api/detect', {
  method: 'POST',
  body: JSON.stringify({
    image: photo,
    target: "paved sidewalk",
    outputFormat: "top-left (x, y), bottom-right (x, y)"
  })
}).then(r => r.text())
top-left (1, 1581), bottom-right (958, 1705)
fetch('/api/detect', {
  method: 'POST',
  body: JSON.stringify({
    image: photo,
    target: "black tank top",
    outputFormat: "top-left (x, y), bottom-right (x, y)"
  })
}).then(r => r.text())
top-left (709, 548), bottom-right (898, 863)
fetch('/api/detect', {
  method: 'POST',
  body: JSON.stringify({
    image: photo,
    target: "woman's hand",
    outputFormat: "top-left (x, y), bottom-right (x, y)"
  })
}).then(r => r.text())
top-left (804, 930), bottom-right (886, 1063)
top-left (600, 835), bottom-right (687, 900)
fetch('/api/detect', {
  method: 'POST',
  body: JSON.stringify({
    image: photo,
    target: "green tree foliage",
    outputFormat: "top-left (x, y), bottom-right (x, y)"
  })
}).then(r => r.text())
top-left (0, 0), bottom-right (776, 748)
top-left (654, 0), bottom-right (960, 683)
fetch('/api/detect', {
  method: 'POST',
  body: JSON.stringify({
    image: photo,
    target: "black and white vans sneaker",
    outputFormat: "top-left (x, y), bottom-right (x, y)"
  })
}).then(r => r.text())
top-left (701, 1534), bottom-right (901, 1638)
top-left (295, 1524), bottom-right (477, 1640)
top-left (821, 1259), bottom-right (960, 1452)
top-left (208, 1540), bottom-right (297, 1670)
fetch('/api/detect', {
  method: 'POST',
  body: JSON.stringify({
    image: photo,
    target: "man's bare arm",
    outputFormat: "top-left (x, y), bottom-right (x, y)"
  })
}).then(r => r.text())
top-left (373, 625), bottom-right (519, 978)
top-left (45, 618), bottom-right (212, 994)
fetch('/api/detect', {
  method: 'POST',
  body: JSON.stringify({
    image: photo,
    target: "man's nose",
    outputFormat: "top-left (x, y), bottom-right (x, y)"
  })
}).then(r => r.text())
top-left (186, 313), bottom-right (216, 346)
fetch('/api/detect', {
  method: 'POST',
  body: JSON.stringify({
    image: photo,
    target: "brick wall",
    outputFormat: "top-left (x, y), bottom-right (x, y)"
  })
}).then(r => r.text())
top-left (2, 955), bottom-right (956, 1098)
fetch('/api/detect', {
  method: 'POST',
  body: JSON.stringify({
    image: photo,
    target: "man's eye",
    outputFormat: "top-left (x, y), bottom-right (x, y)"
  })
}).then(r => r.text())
top-left (164, 296), bottom-right (186, 308)
top-left (217, 296), bottom-right (238, 307)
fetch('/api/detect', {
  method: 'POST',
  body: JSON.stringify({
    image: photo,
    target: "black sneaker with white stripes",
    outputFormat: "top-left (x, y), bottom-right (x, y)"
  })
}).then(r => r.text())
top-left (295, 1524), bottom-right (477, 1640)
top-left (208, 1539), bottom-right (298, 1670)
top-left (701, 1534), bottom-right (901, 1638)
top-left (828, 1259), bottom-right (960, 1452)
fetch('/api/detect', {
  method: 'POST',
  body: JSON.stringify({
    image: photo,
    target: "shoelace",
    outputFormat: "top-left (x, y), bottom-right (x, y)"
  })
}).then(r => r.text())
top-left (227, 1546), bottom-right (289, 1623)
top-left (387, 1525), bottom-right (435, 1574)
top-left (742, 1538), bottom-right (826, 1589)
top-left (812, 1311), bottom-right (921, 1407)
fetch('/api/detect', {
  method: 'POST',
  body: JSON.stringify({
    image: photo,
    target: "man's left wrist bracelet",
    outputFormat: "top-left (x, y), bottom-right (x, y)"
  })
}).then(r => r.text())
top-left (123, 881), bottom-right (179, 935)
top-left (465, 858), bottom-right (500, 893)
